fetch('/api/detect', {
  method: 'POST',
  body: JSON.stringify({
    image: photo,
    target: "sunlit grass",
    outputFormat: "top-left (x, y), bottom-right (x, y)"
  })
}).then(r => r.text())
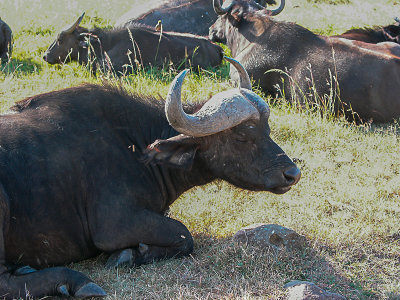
top-left (1, 0), bottom-right (400, 298)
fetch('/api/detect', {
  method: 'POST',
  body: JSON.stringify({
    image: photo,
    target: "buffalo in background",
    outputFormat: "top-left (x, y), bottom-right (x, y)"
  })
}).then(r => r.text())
top-left (43, 13), bottom-right (223, 74)
top-left (209, 0), bottom-right (400, 123)
top-left (0, 18), bottom-right (12, 63)
top-left (332, 17), bottom-right (400, 57)
top-left (0, 57), bottom-right (300, 298)
top-left (115, 0), bottom-right (276, 36)
top-left (335, 17), bottom-right (400, 44)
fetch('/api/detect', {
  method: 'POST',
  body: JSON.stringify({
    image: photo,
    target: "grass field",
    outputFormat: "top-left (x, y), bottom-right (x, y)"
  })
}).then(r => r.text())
top-left (1, 0), bottom-right (400, 299)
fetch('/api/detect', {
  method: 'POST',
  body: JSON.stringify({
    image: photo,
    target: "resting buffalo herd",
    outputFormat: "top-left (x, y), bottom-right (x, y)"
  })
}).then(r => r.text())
top-left (210, 0), bottom-right (400, 122)
top-left (43, 13), bottom-right (223, 73)
top-left (0, 0), bottom-right (399, 298)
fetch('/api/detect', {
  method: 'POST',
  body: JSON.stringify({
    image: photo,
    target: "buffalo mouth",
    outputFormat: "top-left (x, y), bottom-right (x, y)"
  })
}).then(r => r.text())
top-left (261, 166), bottom-right (301, 194)
top-left (43, 54), bottom-right (56, 64)
top-left (268, 185), bottom-right (292, 194)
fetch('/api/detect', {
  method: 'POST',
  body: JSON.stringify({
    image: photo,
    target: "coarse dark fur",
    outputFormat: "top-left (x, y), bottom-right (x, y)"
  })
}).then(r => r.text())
top-left (43, 21), bottom-right (223, 74)
top-left (115, 0), bottom-right (276, 36)
top-left (335, 23), bottom-right (400, 44)
top-left (209, 0), bottom-right (400, 122)
top-left (0, 18), bottom-right (12, 63)
top-left (0, 83), bottom-right (299, 298)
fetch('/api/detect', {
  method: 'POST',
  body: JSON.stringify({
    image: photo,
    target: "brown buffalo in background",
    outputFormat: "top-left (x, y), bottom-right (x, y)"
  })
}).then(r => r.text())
top-left (43, 13), bottom-right (223, 74)
top-left (209, 0), bottom-right (400, 123)
top-left (332, 18), bottom-right (400, 58)
top-left (335, 18), bottom-right (400, 44)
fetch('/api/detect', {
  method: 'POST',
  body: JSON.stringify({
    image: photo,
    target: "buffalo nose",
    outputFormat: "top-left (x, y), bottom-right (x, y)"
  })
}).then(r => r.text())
top-left (283, 166), bottom-right (301, 186)
top-left (43, 54), bottom-right (47, 61)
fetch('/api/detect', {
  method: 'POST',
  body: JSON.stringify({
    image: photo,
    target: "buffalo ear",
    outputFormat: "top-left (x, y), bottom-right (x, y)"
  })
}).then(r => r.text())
top-left (252, 19), bottom-right (266, 36)
top-left (143, 134), bottom-right (199, 170)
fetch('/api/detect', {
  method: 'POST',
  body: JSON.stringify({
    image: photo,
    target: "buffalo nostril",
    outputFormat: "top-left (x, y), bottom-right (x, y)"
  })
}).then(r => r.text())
top-left (283, 166), bottom-right (301, 185)
top-left (43, 55), bottom-right (47, 61)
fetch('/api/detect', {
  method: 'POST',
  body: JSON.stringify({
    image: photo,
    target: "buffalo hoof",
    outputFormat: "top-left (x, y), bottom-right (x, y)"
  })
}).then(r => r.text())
top-left (57, 284), bottom-right (70, 296)
top-left (74, 282), bottom-right (107, 298)
top-left (105, 248), bottom-right (135, 268)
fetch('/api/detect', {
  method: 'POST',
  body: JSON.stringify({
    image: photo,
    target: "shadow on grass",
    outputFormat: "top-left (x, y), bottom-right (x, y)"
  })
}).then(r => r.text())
top-left (1, 58), bottom-right (43, 75)
top-left (48, 233), bottom-right (381, 299)
top-left (366, 121), bottom-right (400, 136)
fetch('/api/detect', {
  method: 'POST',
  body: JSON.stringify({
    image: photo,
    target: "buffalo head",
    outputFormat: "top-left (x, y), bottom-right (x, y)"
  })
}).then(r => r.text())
top-left (145, 56), bottom-right (300, 194)
top-left (43, 13), bottom-right (89, 64)
top-left (209, 0), bottom-right (285, 44)
top-left (382, 17), bottom-right (400, 44)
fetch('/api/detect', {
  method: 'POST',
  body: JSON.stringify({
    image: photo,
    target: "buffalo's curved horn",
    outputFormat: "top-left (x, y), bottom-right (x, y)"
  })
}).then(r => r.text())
top-left (269, 0), bottom-right (285, 16)
top-left (165, 59), bottom-right (259, 137)
top-left (63, 12), bottom-right (85, 34)
top-left (213, 0), bottom-right (234, 15)
top-left (224, 56), bottom-right (252, 90)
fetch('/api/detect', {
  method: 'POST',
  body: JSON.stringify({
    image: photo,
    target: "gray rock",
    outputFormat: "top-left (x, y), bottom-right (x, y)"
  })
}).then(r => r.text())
top-left (233, 224), bottom-right (307, 252)
top-left (284, 281), bottom-right (346, 300)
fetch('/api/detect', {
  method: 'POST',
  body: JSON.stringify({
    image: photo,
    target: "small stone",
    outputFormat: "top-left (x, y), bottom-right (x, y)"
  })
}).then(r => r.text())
top-left (233, 224), bottom-right (307, 252)
top-left (284, 281), bottom-right (346, 300)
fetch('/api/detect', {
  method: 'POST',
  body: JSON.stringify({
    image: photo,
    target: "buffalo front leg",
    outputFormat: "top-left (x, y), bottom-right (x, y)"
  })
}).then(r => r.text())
top-left (92, 209), bottom-right (194, 268)
top-left (0, 266), bottom-right (107, 299)
top-left (0, 186), bottom-right (106, 299)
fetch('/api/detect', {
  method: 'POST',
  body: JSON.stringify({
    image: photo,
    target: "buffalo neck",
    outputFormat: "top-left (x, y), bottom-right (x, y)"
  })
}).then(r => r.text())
top-left (105, 95), bottom-right (216, 209)
top-left (228, 15), bottom-right (319, 58)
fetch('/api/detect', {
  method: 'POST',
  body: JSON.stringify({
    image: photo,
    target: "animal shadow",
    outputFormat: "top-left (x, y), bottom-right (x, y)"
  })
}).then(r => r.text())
top-left (48, 232), bottom-right (380, 299)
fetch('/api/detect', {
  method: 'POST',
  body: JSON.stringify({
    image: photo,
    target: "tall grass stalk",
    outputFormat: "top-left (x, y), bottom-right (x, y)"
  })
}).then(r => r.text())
top-left (1, 0), bottom-right (400, 298)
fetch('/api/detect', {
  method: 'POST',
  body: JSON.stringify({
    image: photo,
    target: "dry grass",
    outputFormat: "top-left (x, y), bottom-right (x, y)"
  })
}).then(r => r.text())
top-left (1, 0), bottom-right (400, 299)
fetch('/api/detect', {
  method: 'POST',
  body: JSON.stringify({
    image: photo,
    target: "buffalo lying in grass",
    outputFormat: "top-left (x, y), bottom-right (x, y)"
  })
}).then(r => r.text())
top-left (335, 18), bottom-right (400, 44)
top-left (332, 18), bottom-right (400, 58)
top-left (115, 0), bottom-right (277, 36)
top-left (209, 0), bottom-right (400, 122)
top-left (0, 18), bottom-right (12, 63)
top-left (43, 13), bottom-right (223, 74)
top-left (0, 57), bottom-right (300, 298)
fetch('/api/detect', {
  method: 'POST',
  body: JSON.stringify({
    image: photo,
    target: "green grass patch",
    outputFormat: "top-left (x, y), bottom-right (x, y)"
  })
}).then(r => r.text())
top-left (1, 0), bottom-right (400, 299)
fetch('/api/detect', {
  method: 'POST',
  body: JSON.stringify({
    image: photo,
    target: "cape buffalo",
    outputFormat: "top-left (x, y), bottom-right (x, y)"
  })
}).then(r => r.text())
top-left (335, 18), bottom-right (400, 44)
top-left (209, 0), bottom-right (400, 123)
top-left (0, 18), bottom-right (12, 63)
top-left (43, 13), bottom-right (223, 74)
top-left (0, 57), bottom-right (300, 298)
top-left (115, 0), bottom-right (277, 36)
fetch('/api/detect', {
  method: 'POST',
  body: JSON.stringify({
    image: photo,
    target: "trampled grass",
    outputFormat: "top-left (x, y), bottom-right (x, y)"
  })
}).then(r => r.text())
top-left (1, 0), bottom-right (400, 298)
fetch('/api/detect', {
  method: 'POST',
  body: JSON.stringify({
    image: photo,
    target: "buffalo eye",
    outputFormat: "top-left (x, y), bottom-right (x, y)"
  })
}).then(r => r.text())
top-left (235, 134), bottom-right (248, 143)
top-left (56, 36), bottom-right (63, 45)
top-left (234, 129), bottom-right (254, 144)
